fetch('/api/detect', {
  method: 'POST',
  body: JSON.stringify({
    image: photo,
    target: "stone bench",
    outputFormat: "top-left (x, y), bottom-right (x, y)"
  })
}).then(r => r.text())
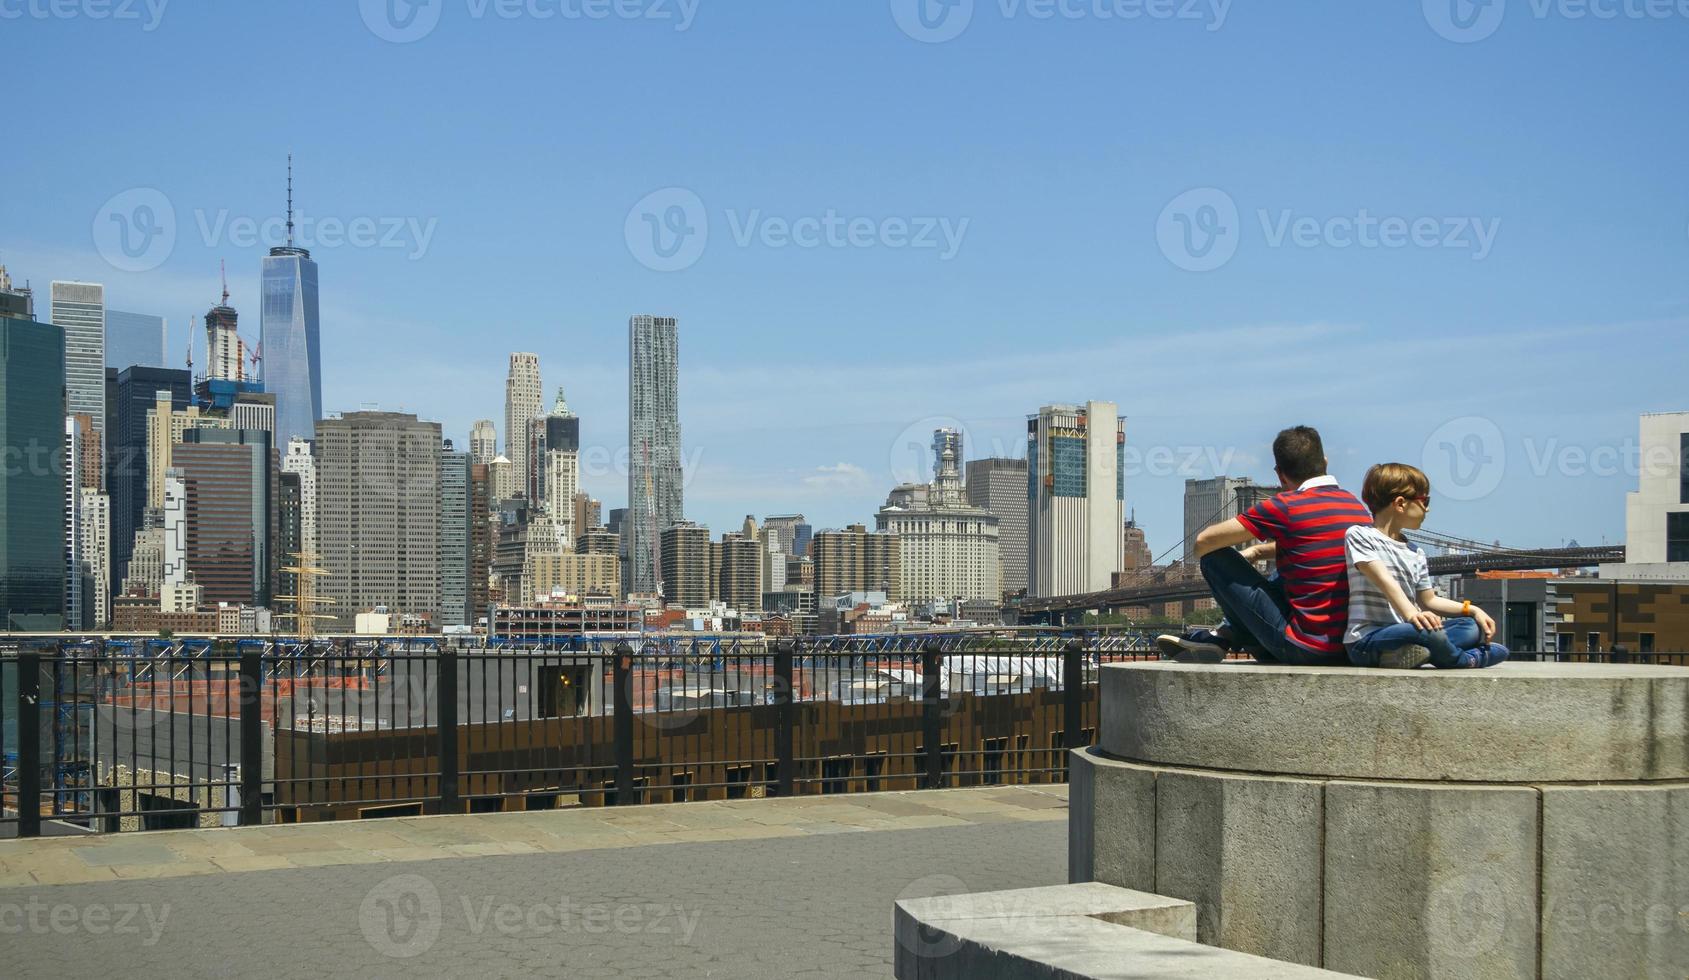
top-left (895, 881), bottom-right (1358, 978)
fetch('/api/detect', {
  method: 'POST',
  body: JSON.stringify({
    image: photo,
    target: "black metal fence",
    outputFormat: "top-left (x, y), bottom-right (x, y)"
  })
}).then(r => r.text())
top-left (1, 635), bottom-right (1682, 838)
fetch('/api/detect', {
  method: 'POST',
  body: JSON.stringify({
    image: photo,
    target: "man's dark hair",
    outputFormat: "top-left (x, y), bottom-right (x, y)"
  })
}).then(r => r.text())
top-left (1273, 426), bottom-right (1327, 484)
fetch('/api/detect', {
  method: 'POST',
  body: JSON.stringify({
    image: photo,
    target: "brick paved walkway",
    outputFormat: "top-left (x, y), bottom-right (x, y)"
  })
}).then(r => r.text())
top-left (0, 785), bottom-right (1067, 978)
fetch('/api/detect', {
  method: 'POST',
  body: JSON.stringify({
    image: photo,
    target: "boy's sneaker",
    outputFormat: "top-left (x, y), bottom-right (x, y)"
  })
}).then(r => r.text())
top-left (1155, 632), bottom-right (1227, 664)
top-left (1466, 646), bottom-right (1509, 669)
top-left (1377, 645), bottom-right (1432, 670)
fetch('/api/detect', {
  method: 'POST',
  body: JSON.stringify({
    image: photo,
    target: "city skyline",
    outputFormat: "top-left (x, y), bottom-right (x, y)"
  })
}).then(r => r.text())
top-left (5, 5), bottom-right (1686, 559)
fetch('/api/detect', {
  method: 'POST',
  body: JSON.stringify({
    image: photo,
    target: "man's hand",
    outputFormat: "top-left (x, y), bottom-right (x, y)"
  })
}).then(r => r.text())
top-left (1409, 610), bottom-right (1443, 632)
top-left (1472, 607), bottom-right (1497, 641)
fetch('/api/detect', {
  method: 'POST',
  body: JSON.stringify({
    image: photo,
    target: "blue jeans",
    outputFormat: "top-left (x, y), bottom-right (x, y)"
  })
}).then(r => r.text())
top-left (1348, 616), bottom-right (1508, 668)
top-left (1199, 548), bottom-right (1345, 667)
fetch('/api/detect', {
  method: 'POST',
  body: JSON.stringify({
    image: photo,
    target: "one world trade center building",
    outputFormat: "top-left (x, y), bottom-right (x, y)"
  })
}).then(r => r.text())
top-left (260, 164), bottom-right (322, 448)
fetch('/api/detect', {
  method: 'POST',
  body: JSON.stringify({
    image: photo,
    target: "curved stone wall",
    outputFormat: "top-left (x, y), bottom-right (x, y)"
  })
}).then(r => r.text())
top-left (1074, 662), bottom-right (1689, 980)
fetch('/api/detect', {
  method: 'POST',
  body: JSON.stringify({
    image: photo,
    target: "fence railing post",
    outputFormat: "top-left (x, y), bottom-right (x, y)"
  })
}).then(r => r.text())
top-left (921, 645), bottom-right (944, 790)
top-left (1063, 638), bottom-right (1084, 770)
top-left (238, 651), bottom-right (262, 825)
top-left (773, 639), bottom-right (795, 797)
top-left (17, 646), bottom-right (41, 838)
top-left (437, 647), bottom-right (459, 813)
top-left (613, 642), bottom-right (635, 805)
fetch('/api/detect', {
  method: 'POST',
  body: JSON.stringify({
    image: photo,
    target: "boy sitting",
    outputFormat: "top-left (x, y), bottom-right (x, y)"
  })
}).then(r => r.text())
top-left (1345, 463), bottom-right (1509, 669)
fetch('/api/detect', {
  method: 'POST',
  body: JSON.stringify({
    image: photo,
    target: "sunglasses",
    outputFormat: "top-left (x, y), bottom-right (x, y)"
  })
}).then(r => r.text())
top-left (1405, 495), bottom-right (1431, 509)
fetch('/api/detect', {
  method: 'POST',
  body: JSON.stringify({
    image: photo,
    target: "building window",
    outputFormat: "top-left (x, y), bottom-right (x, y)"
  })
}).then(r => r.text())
top-left (1669, 512), bottom-right (1689, 563)
top-left (1640, 633), bottom-right (1656, 654)
top-left (1587, 632), bottom-right (1601, 652)
top-left (1681, 433), bottom-right (1688, 504)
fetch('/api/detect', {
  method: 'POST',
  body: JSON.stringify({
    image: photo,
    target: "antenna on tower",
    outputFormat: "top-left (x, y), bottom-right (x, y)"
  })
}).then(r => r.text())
top-left (286, 152), bottom-right (295, 247)
top-left (220, 259), bottom-right (229, 307)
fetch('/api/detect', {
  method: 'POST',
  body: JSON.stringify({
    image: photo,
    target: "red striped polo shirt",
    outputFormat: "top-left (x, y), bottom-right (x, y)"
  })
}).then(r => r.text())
top-left (1235, 481), bottom-right (1374, 655)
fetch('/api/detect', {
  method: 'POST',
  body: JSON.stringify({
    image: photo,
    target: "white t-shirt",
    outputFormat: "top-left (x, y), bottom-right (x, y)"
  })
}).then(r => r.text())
top-left (1343, 524), bottom-right (1432, 645)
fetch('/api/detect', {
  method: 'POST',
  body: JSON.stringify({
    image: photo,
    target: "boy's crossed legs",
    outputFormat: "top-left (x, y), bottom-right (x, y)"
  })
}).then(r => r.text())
top-left (1349, 616), bottom-right (1508, 669)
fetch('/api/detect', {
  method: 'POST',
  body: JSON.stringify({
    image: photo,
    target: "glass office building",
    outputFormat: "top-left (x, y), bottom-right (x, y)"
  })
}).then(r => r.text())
top-left (260, 246), bottom-right (321, 449)
top-left (105, 310), bottom-right (167, 371)
top-left (0, 316), bottom-right (67, 630)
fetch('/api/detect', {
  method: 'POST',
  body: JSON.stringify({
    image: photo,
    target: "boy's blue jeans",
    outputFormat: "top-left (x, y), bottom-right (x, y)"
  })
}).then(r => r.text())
top-left (1348, 616), bottom-right (1508, 668)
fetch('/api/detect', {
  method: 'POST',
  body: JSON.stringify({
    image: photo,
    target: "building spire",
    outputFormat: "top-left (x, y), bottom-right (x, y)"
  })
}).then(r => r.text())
top-left (286, 153), bottom-right (295, 248)
top-left (220, 258), bottom-right (229, 307)
top-left (552, 386), bottom-right (571, 416)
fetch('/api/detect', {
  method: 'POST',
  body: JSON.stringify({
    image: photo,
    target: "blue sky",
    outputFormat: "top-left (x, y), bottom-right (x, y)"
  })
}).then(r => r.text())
top-left (6, 0), bottom-right (1687, 558)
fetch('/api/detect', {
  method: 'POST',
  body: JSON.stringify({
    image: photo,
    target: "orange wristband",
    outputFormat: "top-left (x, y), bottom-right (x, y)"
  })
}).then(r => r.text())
top-left (1461, 600), bottom-right (1473, 616)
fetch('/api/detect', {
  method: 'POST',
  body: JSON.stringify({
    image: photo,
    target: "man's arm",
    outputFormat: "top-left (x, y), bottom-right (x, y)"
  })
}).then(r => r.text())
top-left (1193, 518), bottom-right (1258, 559)
top-left (1241, 540), bottom-right (1277, 563)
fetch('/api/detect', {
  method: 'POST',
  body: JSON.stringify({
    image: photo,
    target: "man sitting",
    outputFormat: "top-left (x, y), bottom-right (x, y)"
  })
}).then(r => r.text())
top-left (1157, 426), bottom-right (1373, 665)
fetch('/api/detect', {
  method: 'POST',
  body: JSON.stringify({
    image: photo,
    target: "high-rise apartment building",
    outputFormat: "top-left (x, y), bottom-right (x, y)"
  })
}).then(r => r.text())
top-left (1183, 476), bottom-right (1257, 560)
top-left (176, 428), bottom-right (274, 607)
top-left (230, 392), bottom-right (277, 436)
top-left (1027, 401), bottom-right (1126, 598)
top-left (260, 162), bottom-right (322, 449)
top-left (315, 412), bottom-right (442, 629)
top-left (578, 526), bottom-right (619, 558)
top-left (966, 457), bottom-right (1030, 595)
top-left (504, 352), bottom-right (542, 500)
top-left (468, 462), bottom-right (493, 622)
top-left (712, 528), bottom-right (763, 612)
top-left (51, 281), bottom-right (105, 440)
top-left (876, 429), bottom-right (1000, 603)
top-left (105, 310), bottom-right (167, 371)
top-left (470, 419), bottom-right (497, 465)
top-left (659, 521), bottom-right (710, 608)
top-left (438, 443), bottom-right (472, 628)
top-left (627, 315), bottom-right (683, 597)
top-left (811, 524), bottom-right (901, 600)
top-left (277, 470), bottom-right (303, 612)
top-left (64, 416), bottom-right (93, 628)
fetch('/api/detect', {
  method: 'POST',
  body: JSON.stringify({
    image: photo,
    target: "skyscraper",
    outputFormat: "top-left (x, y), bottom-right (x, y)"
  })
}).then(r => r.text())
top-left (468, 463), bottom-right (493, 622)
top-left (966, 457), bottom-right (1030, 595)
top-left (627, 314), bottom-right (682, 597)
top-left (204, 277), bottom-right (246, 382)
top-left (280, 438), bottom-right (319, 565)
top-left (659, 521), bottom-right (710, 608)
top-left (105, 310), bottom-right (167, 371)
top-left (315, 412), bottom-right (442, 630)
top-left (51, 281), bottom-right (105, 439)
top-left (260, 158), bottom-right (323, 449)
top-left (504, 352), bottom-right (541, 499)
top-left (1182, 476), bottom-right (1257, 560)
top-left (1027, 401), bottom-right (1126, 598)
top-left (469, 419), bottom-right (497, 465)
top-left (811, 524), bottom-right (901, 600)
top-left (540, 388), bottom-right (580, 540)
top-left (108, 367), bottom-right (191, 588)
top-left (438, 442), bottom-right (472, 628)
top-left (176, 427), bottom-right (274, 607)
top-left (712, 528), bottom-right (763, 612)
top-left (876, 429), bottom-right (1000, 604)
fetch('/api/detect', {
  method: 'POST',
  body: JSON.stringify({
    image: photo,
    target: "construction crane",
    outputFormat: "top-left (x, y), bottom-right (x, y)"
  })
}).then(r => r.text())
top-left (273, 545), bottom-right (335, 639)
